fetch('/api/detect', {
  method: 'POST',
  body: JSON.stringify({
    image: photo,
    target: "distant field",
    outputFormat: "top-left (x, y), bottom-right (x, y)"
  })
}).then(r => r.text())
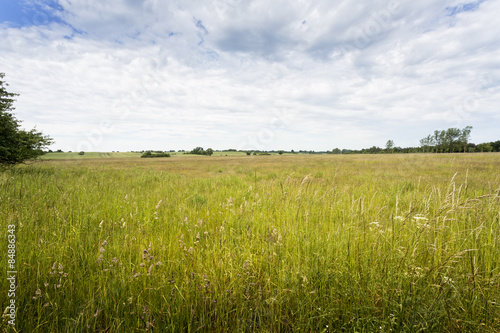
top-left (1, 153), bottom-right (500, 332)
top-left (41, 151), bottom-right (253, 159)
top-left (41, 152), bottom-right (143, 159)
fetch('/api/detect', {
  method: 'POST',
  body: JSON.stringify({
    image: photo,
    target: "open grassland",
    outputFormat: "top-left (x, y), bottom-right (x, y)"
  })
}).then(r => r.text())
top-left (41, 151), bottom-right (251, 160)
top-left (1, 154), bottom-right (500, 332)
top-left (41, 152), bottom-right (143, 159)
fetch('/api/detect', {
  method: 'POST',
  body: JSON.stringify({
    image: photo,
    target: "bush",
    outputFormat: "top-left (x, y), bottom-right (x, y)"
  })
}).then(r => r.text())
top-left (141, 151), bottom-right (171, 158)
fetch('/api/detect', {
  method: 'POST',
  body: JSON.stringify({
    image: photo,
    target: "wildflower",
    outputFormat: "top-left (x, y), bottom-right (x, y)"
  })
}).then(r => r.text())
top-left (102, 240), bottom-right (108, 247)
top-left (155, 261), bottom-right (162, 267)
top-left (243, 261), bottom-right (250, 270)
top-left (99, 247), bottom-right (105, 253)
top-left (188, 247), bottom-right (193, 255)
top-left (147, 264), bottom-right (154, 276)
top-left (140, 263), bottom-right (145, 267)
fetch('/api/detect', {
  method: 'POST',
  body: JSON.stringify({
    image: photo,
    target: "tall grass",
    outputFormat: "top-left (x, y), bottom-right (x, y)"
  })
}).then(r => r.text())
top-left (1, 154), bottom-right (500, 332)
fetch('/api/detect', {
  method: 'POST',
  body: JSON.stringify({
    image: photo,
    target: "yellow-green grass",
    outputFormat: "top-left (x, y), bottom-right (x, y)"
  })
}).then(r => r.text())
top-left (1, 153), bottom-right (500, 332)
top-left (41, 152), bottom-right (143, 159)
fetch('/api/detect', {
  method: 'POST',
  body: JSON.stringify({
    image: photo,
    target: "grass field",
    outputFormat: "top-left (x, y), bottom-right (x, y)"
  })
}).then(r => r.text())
top-left (41, 152), bottom-right (143, 159)
top-left (1, 153), bottom-right (500, 332)
top-left (41, 151), bottom-right (251, 160)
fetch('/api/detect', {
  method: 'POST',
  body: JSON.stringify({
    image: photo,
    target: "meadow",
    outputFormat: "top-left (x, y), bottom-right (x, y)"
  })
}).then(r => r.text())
top-left (1, 153), bottom-right (500, 332)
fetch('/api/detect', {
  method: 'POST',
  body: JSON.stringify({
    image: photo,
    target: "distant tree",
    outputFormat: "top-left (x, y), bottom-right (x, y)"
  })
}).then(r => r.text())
top-left (1, 73), bottom-right (53, 166)
top-left (78, 151), bottom-right (85, 155)
top-left (278, 150), bottom-right (284, 155)
top-left (190, 147), bottom-right (204, 155)
top-left (385, 140), bottom-right (394, 153)
top-left (491, 140), bottom-right (500, 152)
top-left (419, 135), bottom-right (434, 153)
top-left (476, 143), bottom-right (493, 152)
top-left (246, 151), bottom-right (251, 156)
top-left (332, 148), bottom-right (341, 154)
top-left (444, 128), bottom-right (461, 152)
top-left (206, 148), bottom-right (214, 156)
top-left (459, 126), bottom-right (473, 153)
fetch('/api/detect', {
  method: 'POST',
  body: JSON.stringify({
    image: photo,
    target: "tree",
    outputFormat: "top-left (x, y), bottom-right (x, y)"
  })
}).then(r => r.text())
top-left (1, 73), bottom-right (53, 166)
top-left (419, 135), bottom-right (434, 153)
top-left (459, 126), bottom-right (472, 153)
top-left (385, 140), bottom-right (394, 153)
top-left (205, 148), bottom-right (213, 156)
top-left (190, 147), bottom-right (204, 155)
top-left (444, 128), bottom-right (461, 153)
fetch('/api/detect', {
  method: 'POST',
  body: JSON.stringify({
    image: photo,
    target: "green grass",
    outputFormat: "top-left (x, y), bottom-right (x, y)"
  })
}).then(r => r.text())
top-left (41, 152), bottom-right (143, 159)
top-left (1, 154), bottom-right (500, 332)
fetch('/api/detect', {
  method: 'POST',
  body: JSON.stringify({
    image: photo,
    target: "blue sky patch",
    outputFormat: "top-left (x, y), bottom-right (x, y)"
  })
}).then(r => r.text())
top-left (446, 0), bottom-right (486, 16)
top-left (0, 0), bottom-right (64, 27)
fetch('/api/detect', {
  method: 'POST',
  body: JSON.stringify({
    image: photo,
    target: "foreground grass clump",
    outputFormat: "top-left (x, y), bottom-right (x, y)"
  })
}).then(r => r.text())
top-left (1, 154), bottom-right (500, 332)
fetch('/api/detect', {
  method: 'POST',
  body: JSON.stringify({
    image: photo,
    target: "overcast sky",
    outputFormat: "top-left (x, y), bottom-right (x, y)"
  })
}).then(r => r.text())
top-left (1, 0), bottom-right (499, 152)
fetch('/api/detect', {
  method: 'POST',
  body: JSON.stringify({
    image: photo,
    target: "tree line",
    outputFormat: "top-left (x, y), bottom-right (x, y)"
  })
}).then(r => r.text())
top-left (419, 126), bottom-right (473, 153)
top-left (329, 126), bottom-right (499, 155)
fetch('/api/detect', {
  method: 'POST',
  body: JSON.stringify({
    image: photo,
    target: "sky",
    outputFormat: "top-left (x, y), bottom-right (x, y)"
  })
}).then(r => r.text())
top-left (0, 0), bottom-right (499, 152)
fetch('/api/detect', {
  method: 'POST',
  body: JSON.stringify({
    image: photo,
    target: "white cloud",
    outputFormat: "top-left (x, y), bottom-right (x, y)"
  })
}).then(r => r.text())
top-left (1, 0), bottom-right (499, 151)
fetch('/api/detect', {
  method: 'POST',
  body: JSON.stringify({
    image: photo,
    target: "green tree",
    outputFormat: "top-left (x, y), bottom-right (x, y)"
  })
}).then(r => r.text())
top-left (1, 73), bottom-right (53, 166)
top-left (459, 126), bottom-right (473, 153)
top-left (385, 140), bottom-right (394, 153)
top-left (190, 147), bottom-right (204, 155)
top-left (445, 128), bottom-right (461, 153)
top-left (419, 135), bottom-right (434, 153)
top-left (206, 148), bottom-right (214, 156)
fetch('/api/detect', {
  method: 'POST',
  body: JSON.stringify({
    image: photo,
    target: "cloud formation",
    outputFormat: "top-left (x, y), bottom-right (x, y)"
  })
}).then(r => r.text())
top-left (0, 0), bottom-right (499, 151)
